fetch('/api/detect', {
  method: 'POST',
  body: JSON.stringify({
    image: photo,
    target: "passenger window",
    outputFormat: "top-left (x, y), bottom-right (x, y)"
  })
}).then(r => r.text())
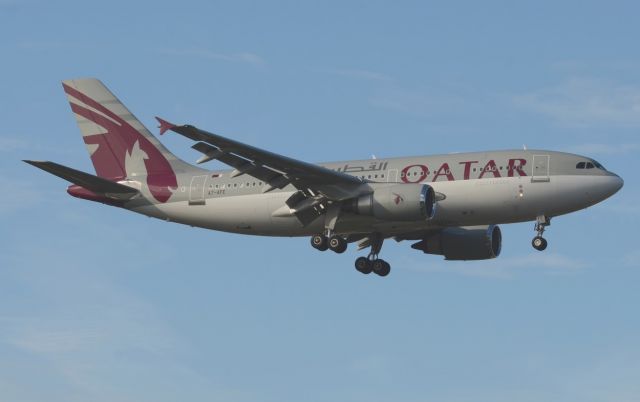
top-left (586, 162), bottom-right (595, 169)
top-left (576, 162), bottom-right (586, 169)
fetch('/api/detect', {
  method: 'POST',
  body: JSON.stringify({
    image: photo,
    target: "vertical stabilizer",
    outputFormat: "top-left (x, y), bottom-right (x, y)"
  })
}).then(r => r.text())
top-left (62, 78), bottom-right (193, 203)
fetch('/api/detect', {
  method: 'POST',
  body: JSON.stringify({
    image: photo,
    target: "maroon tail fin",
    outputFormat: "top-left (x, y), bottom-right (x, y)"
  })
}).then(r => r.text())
top-left (62, 78), bottom-right (193, 203)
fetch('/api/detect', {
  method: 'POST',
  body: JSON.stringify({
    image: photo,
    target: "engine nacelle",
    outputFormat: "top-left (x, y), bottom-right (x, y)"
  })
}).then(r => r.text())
top-left (411, 225), bottom-right (502, 260)
top-left (347, 184), bottom-right (436, 221)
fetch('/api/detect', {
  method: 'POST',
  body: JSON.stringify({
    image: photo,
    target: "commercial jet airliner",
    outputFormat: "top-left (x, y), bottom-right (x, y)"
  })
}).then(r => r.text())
top-left (26, 78), bottom-right (624, 276)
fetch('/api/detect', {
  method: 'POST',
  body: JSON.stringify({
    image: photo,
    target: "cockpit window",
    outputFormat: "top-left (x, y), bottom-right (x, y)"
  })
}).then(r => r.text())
top-left (577, 160), bottom-right (606, 170)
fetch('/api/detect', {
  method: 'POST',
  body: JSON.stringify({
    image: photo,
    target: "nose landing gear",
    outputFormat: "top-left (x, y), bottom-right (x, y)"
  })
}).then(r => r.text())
top-left (532, 236), bottom-right (547, 251)
top-left (532, 215), bottom-right (550, 251)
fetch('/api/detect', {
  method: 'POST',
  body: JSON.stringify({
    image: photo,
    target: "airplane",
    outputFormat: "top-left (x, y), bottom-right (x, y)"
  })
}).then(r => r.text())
top-left (25, 78), bottom-right (624, 277)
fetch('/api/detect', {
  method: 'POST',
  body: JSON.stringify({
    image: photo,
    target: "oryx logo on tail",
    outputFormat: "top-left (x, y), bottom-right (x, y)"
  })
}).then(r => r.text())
top-left (63, 82), bottom-right (177, 203)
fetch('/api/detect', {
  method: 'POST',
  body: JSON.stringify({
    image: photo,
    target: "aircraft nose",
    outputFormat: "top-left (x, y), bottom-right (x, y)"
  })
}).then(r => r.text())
top-left (604, 173), bottom-right (624, 197)
top-left (586, 173), bottom-right (624, 205)
top-left (611, 173), bottom-right (624, 193)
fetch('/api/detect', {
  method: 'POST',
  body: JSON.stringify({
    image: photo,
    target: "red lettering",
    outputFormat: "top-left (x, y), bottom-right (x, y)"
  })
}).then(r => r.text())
top-left (432, 163), bottom-right (455, 182)
top-left (507, 158), bottom-right (527, 177)
top-left (401, 164), bottom-right (429, 183)
top-left (478, 160), bottom-right (501, 179)
top-left (459, 161), bottom-right (478, 180)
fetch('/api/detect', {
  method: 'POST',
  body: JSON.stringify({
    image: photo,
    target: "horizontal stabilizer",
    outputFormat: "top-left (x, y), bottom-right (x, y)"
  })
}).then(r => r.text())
top-left (24, 160), bottom-right (140, 200)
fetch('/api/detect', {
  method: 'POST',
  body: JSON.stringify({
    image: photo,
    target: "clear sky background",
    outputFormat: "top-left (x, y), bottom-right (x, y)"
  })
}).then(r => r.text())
top-left (1, 1), bottom-right (639, 401)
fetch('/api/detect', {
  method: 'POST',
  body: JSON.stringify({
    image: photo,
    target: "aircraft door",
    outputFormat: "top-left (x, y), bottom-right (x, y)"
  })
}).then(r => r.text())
top-left (189, 175), bottom-right (208, 205)
top-left (531, 155), bottom-right (550, 182)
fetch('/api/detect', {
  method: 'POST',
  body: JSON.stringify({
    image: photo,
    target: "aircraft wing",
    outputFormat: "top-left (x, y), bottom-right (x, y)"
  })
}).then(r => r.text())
top-left (156, 118), bottom-right (365, 200)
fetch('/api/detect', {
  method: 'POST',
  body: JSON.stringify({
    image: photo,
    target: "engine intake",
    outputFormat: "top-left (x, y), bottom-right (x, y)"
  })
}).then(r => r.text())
top-left (346, 184), bottom-right (436, 221)
top-left (411, 225), bottom-right (502, 260)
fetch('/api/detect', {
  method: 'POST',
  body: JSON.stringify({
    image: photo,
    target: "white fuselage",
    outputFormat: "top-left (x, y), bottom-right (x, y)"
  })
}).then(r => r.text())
top-left (128, 149), bottom-right (623, 237)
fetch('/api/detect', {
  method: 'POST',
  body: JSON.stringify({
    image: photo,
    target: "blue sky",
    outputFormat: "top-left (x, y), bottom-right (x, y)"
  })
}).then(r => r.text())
top-left (1, 1), bottom-right (639, 401)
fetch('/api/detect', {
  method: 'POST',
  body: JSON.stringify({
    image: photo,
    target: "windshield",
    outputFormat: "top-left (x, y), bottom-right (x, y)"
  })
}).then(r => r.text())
top-left (576, 160), bottom-right (607, 171)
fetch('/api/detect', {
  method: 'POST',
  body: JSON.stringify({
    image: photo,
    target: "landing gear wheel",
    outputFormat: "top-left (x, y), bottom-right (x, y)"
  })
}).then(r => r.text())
top-left (532, 236), bottom-right (547, 251)
top-left (355, 257), bottom-right (373, 274)
top-left (372, 259), bottom-right (391, 277)
top-left (531, 215), bottom-right (550, 251)
top-left (311, 234), bottom-right (328, 251)
top-left (328, 235), bottom-right (347, 253)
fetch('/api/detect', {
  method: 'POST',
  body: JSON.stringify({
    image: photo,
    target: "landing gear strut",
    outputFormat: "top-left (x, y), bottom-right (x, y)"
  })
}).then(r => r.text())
top-left (532, 215), bottom-right (550, 251)
top-left (354, 233), bottom-right (391, 277)
top-left (311, 204), bottom-right (348, 254)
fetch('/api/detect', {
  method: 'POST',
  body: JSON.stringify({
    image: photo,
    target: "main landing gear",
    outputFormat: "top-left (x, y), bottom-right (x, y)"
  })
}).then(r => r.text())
top-left (532, 215), bottom-right (550, 251)
top-left (310, 232), bottom-right (391, 277)
top-left (354, 233), bottom-right (390, 277)
top-left (311, 205), bottom-right (391, 276)
top-left (310, 204), bottom-right (348, 254)
top-left (354, 257), bottom-right (391, 277)
top-left (311, 233), bottom-right (347, 253)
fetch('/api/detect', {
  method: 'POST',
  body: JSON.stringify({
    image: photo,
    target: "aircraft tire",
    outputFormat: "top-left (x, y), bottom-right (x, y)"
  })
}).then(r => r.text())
top-left (532, 236), bottom-right (548, 251)
top-left (355, 257), bottom-right (373, 274)
top-left (311, 234), bottom-right (329, 251)
top-left (329, 236), bottom-right (347, 253)
top-left (372, 259), bottom-right (391, 277)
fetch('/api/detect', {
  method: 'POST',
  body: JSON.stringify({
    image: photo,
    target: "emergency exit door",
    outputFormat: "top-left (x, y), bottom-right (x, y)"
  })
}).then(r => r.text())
top-left (531, 155), bottom-right (550, 182)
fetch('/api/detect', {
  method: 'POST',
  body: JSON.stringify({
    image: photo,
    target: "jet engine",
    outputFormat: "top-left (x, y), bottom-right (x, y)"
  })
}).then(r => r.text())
top-left (411, 225), bottom-right (502, 260)
top-left (346, 184), bottom-right (436, 221)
